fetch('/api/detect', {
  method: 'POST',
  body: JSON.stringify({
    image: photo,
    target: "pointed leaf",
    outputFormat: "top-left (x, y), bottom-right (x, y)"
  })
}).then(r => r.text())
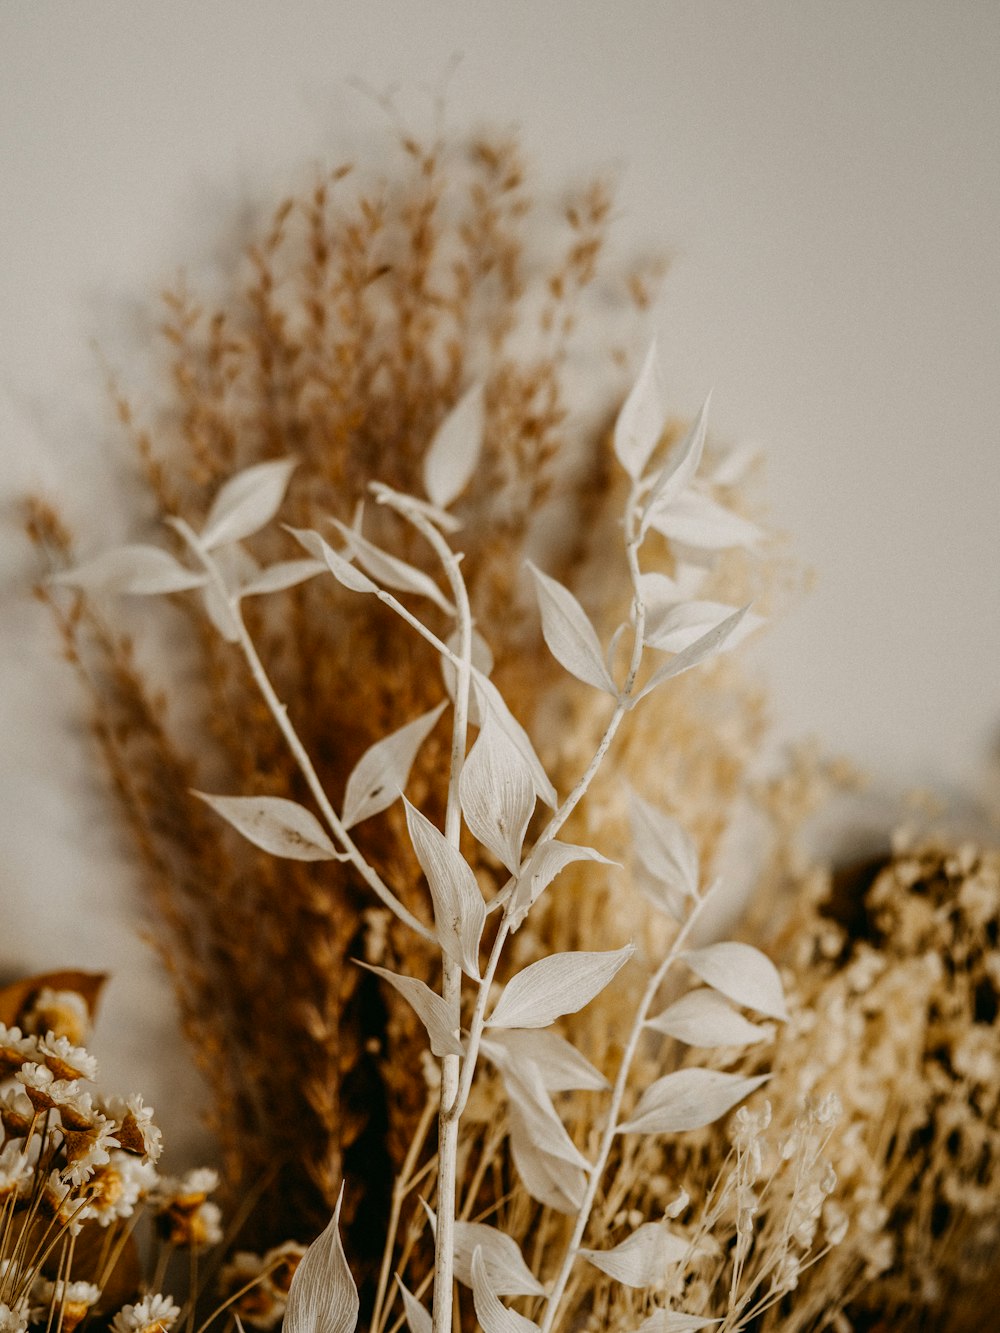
top-left (358, 964), bottom-right (462, 1058)
top-left (286, 526), bottom-right (379, 595)
top-left (633, 606), bottom-right (751, 705)
top-left (404, 800), bottom-right (485, 979)
top-left (283, 1184), bottom-right (358, 1333)
top-left (424, 383), bottom-right (485, 509)
top-left (52, 545), bottom-right (206, 596)
top-left (618, 1068), bottom-right (769, 1136)
top-left (580, 1222), bottom-right (689, 1288)
top-left (342, 703), bottom-right (447, 829)
top-left (508, 840), bottom-right (617, 930)
top-left (200, 459), bottom-right (297, 550)
top-left (646, 989), bottom-right (770, 1047)
top-left (453, 1222), bottom-right (545, 1296)
top-left (501, 1061), bottom-right (591, 1170)
top-left (646, 489), bottom-right (761, 551)
top-left (441, 628), bottom-right (494, 712)
top-left (459, 705), bottom-right (536, 874)
top-left (630, 792), bottom-right (700, 905)
top-left (200, 582), bottom-right (241, 642)
top-left (193, 792), bottom-right (338, 861)
top-left (487, 946), bottom-right (634, 1030)
top-left (645, 601), bottom-right (764, 654)
top-left (527, 562), bottom-right (617, 695)
top-left (507, 1106), bottom-right (586, 1213)
top-left (470, 672), bottom-right (556, 807)
top-left (639, 394), bottom-right (711, 538)
top-left (636, 1314), bottom-right (721, 1333)
top-left (330, 519), bottom-right (453, 613)
top-left (482, 1030), bottom-right (608, 1093)
top-left (471, 1247), bottom-right (540, 1333)
top-left (239, 558), bottom-right (326, 597)
top-left (394, 1280), bottom-right (431, 1333)
top-left (614, 340), bottom-right (665, 479)
top-left (681, 942), bottom-right (788, 1021)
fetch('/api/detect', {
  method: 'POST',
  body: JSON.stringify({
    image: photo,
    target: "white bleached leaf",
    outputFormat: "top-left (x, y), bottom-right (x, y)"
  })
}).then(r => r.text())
top-left (618, 1068), bottom-right (769, 1136)
top-left (483, 1029), bottom-right (608, 1093)
top-left (579, 1222), bottom-right (689, 1288)
top-left (636, 571), bottom-right (683, 617)
top-left (613, 340), bottom-right (665, 479)
top-left (200, 583), bottom-right (241, 642)
top-left (342, 703), bottom-right (447, 830)
top-left (404, 799), bottom-right (485, 979)
top-left (636, 1313), bottom-right (721, 1333)
top-left (283, 1184), bottom-right (358, 1333)
top-left (459, 705), bottom-right (536, 874)
top-left (193, 792), bottom-right (338, 862)
top-left (200, 458), bottom-right (297, 550)
top-left (508, 839), bottom-right (617, 931)
top-left (708, 440), bottom-right (758, 487)
top-left (646, 488), bottom-right (761, 551)
top-left (471, 1247), bottom-right (540, 1333)
top-left (646, 989), bottom-right (770, 1047)
top-left (681, 942), bottom-right (788, 1021)
top-left (630, 792), bottom-right (700, 906)
top-left (502, 1062), bottom-right (591, 1170)
top-left (644, 600), bottom-right (764, 654)
top-left (507, 1104), bottom-right (587, 1213)
top-left (527, 562), bottom-right (617, 695)
top-left (239, 558), bottom-right (326, 597)
top-left (287, 526), bottom-right (379, 595)
top-left (424, 382), bottom-right (485, 510)
top-left (441, 627), bottom-right (494, 716)
top-left (639, 395), bottom-right (711, 538)
top-left (487, 945), bottom-right (634, 1030)
top-left (453, 1222), bottom-right (545, 1297)
top-left (53, 545), bottom-right (207, 596)
top-left (633, 606), bottom-right (751, 705)
top-left (394, 1279), bottom-right (431, 1333)
top-left (330, 518), bottom-right (453, 613)
top-left (359, 964), bottom-right (462, 1058)
top-left (471, 672), bottom-right (556, 807)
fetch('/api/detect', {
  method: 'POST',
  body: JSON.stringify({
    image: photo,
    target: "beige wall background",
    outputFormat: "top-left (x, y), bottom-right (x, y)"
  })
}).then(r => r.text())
top-left (2, 1), bottom-right (998, 1161)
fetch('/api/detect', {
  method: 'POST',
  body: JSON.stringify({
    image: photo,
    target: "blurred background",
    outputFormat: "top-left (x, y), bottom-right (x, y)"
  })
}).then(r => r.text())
top-left (2, 0), bottom-right (998, 1162)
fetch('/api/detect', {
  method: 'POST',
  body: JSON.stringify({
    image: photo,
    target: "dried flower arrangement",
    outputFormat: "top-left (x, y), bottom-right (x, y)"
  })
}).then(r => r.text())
top-left (19, 132), bottom-right (1000, 1332)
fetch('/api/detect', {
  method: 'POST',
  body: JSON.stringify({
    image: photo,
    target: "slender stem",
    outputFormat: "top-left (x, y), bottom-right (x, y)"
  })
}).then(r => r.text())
top-left (172, 519), bottom-right (434, 945)
top-left (371, 1096), bottom-right (438, 1333)
top-left (537, 890), bottom-right (712, 1333)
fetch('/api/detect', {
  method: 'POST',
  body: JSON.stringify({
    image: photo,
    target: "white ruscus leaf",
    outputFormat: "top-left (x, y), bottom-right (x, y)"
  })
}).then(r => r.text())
top-left (579, 1221), bottom-right (689, 1288)
top-left (471, 1247), bottom-right (540, 1333)
top-left (636, 1313), bottom-right (721, 1332)
top-left (646, 989), bottom-right (770, 1047)
top-left (330, 518), bottom-right (453, 613)
top-left (681, 942), bottom-right (788, 1021)
top-left (452, 1221), bottom-right (545, 1296)
top-left (342, 703), bottom-right (448, 829)
top-left (283, 1184), bottom-right (358, 1333)
top-left (639, 393), bottom-right (711, 537)
top-left (404, 799), bottom-right (486, 979)
top-left (394, 1279), bottom-right (431, 1333)
top-left (192, 793), bottom-right (338, 861)
top-left (459, 704), bottom-right (536, 874)
top-left (286, 526), bottom-right (379, 595)
top-left (644, 600), bottom-right (764, 654)
top-left (487, 945), bottom-right (634, 1029)
top-left (527, 562), bottom-right (617, 695)
top-left (423, 382), bottom-right (486, 509)
top-left (618, 1068), bottom-right (769, 1136)
top-left (358, 964), bottom-right (463, 1058)
top-left (508, 839), bottom-right (616, 930)
top-left (633, 605), bottom-right (751, 705)
top-left (501, 1062), bottom-right (591, 1170)
top-left (52, 545), bottom-right (207, 596)
top-left (629, 791), bottom-right (700, 915)
top-left (239, 558), bottom-right (326, 597)
top-left (645, 488), bottom-right (761, 551)
top-left (200, 458), bottom-right (297, 550)
top-left (613, 340), bottom-right (665, 479)
top-left (482, 1029), bottom-right (608, 1092)
top-left (470, 671), bottom-right (556, 808)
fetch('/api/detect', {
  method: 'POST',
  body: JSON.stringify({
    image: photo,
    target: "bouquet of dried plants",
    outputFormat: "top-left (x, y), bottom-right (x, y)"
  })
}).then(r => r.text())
top-left (22, 134), bottom-right (1000, 1333)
